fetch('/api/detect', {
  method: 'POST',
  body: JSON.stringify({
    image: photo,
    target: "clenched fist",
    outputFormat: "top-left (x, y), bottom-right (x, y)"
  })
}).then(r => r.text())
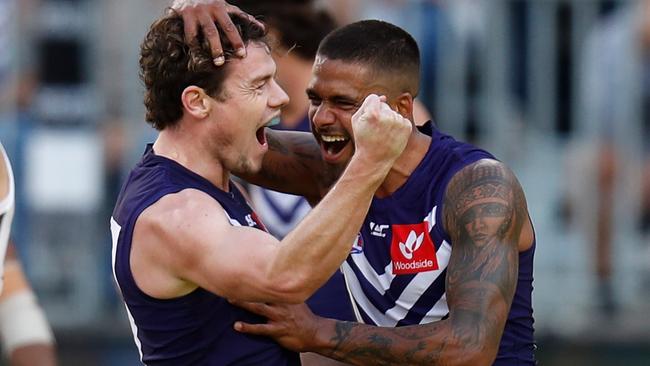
top-left (351, 94), bottom-right (412, 164)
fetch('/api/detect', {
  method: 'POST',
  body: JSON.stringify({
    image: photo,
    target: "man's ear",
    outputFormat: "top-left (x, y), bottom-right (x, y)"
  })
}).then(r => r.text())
top-left (393, 92), bottom-right (414, 119)
top-left (181, 86), bottom-right (211, 119)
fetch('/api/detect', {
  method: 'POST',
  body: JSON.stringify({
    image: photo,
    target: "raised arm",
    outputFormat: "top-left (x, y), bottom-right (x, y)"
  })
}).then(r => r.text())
top-left (234, 159), bottom-right (530, 366)
top-left (132, 95), bottom-right (412, 304)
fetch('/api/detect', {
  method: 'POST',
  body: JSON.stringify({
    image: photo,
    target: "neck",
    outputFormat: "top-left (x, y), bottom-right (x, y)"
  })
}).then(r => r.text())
top-left (374, 128), bottom-right (431, 198)
top-left (153, 122), bottom-right (230, 191)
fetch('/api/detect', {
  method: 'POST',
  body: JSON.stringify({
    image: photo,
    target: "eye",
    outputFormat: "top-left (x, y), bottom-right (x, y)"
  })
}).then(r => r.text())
top-left (308, 96), bottom-right (322, 106)
top-left (336, 101), bottom-right (358, 111)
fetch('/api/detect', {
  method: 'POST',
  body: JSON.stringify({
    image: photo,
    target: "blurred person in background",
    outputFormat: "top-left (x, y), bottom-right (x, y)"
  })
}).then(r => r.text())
top-left (230, 19), bottom-right (536, 366)
top-left (110, 8), bottom-right (410, 365)
top-left (566, 0), bottom-right (650, 317)
top-left (0, 244), bottom-right (57, 366)
top-left (0, 144), bottom-right (56, 366)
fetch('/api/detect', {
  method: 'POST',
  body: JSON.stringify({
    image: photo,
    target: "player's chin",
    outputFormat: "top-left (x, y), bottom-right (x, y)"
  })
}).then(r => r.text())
top-left (249, 152), bottom-right (266, 173)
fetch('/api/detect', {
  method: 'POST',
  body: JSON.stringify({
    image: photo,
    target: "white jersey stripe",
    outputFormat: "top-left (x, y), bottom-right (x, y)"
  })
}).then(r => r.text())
top-left (349, 249), bottom-right (393, 295)
top-left (341, 261), bottom-right (396, 326)
top-left (343, 238), bottom-right (452, 326)
top-left (424, 206), bottom-right (436, 232)
top-left (110, 217), bottom-right (144, 362)
top-left (347, 205), bottom-right (437, 298)
top-left (380, 240), bottom-right (451, 324)
top-left (420, 293), bottom-right (449, 324)
top-left (224, 211), bottom-right (242, 226)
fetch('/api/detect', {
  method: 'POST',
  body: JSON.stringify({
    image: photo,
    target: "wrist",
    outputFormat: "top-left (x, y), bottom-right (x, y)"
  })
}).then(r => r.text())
top-left (309, 317), bottom-right (340, 353)
top-left (348, 151), bottom-right (395, 178)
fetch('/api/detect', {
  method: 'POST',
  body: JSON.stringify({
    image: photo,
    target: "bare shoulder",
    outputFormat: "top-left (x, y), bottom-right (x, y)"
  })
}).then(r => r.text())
top-left (443, 158), bottom-right (532, 253)
top-left (131, 189), bottom-right (231, 298)
top-left (136, 188), bottom-right (229, 252)
top-left (444, 159), bottom-right (528, 218)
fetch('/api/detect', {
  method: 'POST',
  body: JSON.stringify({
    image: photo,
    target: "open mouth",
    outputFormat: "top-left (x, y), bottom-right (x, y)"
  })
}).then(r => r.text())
top-left (256, 127), bottom-right (267, 146)
top-left (320, 134), bottom-right (351, 159)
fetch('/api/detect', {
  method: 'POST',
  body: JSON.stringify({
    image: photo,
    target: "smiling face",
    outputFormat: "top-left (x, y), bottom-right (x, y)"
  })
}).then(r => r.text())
top-left (306, 57), bottom-right (394, 166)
top-left (206, 42), bottom-right (289, 175)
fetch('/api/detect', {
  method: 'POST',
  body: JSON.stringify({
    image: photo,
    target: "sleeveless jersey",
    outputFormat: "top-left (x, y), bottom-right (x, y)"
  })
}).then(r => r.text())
top-left (110, 145), bottom-right (300, 366)
top-left (0, 142), bottom-right (15, 294)
top-left (341, 122), bottom-right (536, 365)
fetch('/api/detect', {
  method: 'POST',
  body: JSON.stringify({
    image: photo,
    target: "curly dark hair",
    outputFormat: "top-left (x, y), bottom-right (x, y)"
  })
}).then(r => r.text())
top-left (139, 11), bottom-right (266, 130)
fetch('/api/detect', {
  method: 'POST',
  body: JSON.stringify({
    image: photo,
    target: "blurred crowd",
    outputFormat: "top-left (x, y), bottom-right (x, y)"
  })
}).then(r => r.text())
top-left (1, 0), bottom-right (650, 364)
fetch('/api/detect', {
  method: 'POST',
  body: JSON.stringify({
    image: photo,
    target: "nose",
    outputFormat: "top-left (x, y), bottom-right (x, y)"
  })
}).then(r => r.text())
top-left (269, 79), bottom-right (290, 109)
top-left (471, 216), bottom-right (486, 231)
top-left (310, 102), bottom-right (336, 128)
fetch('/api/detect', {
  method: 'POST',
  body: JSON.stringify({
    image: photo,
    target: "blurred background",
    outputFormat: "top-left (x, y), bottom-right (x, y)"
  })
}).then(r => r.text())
top-left (0, 0), bottom-right (649, 364)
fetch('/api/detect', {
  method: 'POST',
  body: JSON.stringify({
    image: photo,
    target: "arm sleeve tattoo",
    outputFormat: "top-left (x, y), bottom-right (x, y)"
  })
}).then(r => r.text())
top-left (311, 159), bottom-right (529, 366)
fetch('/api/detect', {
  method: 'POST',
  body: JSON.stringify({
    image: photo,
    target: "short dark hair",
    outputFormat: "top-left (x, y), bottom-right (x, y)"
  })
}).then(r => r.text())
top-left (317, 20), bottom-right (420, 95)
top-left (139, 12), bottom-right (266, 130)
top-left (229, 0), bottom-right (336, 60)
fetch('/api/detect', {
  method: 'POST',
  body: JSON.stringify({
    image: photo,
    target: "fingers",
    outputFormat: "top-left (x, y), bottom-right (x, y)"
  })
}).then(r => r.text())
top-left (213, 5), bottom-right (246, 58)
top-left (233, 321), bottom-right (275, 336)
top-left (197, 13), bottom-right (225, 65)
top-left (229, 299), bottom-right (274, 317)
top-left (355, 94), bottom-right (389, 122)
top-left (176, 0), bottom-right (255, 65)
top-left (182, 10), bottom-right (200, 47)
top-left (230, 8), bottom-right (265, 32)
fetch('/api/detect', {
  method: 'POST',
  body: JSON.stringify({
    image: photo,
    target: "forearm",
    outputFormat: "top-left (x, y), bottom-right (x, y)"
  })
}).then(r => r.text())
top-left (238, 130), bottom-right (330, 201)
top-left (310, 318), bottom-right (482, 366)
top-left (270, 155), bottom-right (391, 299)
top-left (0, 259), bottom-right (56, 362)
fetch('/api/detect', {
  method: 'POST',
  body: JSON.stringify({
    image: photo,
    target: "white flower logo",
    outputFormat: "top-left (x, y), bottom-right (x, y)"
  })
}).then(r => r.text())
top-left (399, 231), bottom-right (424, 260)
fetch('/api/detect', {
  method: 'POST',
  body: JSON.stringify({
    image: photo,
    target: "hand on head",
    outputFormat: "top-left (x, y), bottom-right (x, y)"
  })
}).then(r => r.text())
top-left (172, 0), bottom-right (264, 65)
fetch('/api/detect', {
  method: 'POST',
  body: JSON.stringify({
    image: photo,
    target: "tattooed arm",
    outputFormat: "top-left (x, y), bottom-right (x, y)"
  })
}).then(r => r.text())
top-left (234, 159), bottom-right (531, 366)
top-left (237, 129), bottom-right (336, 205)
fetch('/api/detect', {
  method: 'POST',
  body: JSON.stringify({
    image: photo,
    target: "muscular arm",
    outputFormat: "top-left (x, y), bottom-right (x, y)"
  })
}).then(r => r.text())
top-left (237, 129), bottom-right (334, 205)
top-left (133, 95), bottom-right (412, 304)
top-left (135, 152), bottom-right (391, 304)
top-left (236, 159), bottom-right (529, 366)
top-left (318, 160), bottom-right (526, 365)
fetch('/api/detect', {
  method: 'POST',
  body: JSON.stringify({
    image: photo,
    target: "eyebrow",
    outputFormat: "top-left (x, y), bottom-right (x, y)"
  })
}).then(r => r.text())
top-left (306, 88), bottom-right (357, 104)
top-left (249, 73), bottom-right (274, 85)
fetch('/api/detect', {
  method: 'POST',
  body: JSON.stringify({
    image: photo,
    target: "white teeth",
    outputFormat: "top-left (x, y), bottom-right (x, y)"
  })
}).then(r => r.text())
top-left (321, 135), bottom-right (349, 142)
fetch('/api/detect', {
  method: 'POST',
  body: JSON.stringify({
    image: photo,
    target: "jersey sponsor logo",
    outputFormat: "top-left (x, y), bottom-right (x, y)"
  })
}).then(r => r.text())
top-left (370, 222), bottom-right (389, 237)
top-left (390, 223), bottom-right (438, 275)
top-left (350, 233), bottom-right (364, 254)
